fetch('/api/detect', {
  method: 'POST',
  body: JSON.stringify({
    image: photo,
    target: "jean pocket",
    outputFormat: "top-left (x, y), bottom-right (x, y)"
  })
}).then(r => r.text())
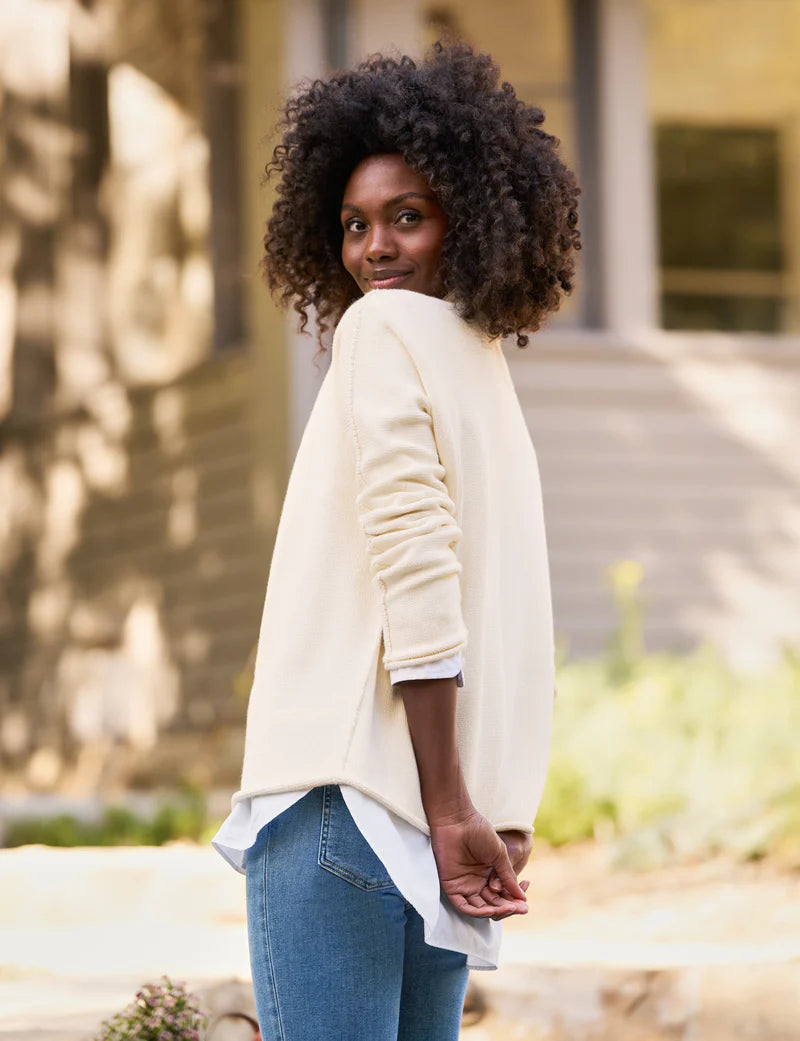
top-left (317, 785), bottom-right (396, 891)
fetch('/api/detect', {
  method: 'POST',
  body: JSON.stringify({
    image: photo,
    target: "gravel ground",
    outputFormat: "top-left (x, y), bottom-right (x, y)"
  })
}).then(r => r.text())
top-left (1, 841), bottom-right (798, 1040)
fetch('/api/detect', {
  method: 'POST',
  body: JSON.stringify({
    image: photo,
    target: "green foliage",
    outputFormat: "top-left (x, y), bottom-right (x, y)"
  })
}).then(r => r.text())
top-left (4, 793), bottom-right (207, 849)
top-left (536, 562), bottom-right (800, 864)
top-left (94, 977), bottom-right (207, 1041)
top-left (534, 763), bottom-right (617, 847)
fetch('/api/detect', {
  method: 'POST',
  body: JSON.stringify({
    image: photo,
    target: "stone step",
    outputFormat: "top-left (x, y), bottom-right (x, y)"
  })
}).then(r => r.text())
top-left (467, 962), bottom-right (800, 1041)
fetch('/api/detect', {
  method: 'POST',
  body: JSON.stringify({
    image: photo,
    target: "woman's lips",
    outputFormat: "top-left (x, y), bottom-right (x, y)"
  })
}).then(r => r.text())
top-left (368, 272), bottom-right (412, 289)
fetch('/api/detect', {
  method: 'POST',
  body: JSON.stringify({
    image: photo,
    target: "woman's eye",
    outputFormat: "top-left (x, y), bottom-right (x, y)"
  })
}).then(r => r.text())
top-left (344, 218), bottom-right (367, 232)
top-left (397, 211), bottom-right (421, 225)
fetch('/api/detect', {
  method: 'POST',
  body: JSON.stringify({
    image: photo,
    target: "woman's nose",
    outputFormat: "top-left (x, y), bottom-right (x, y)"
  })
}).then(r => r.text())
top-left (365, 225), bottom-right (398, 262)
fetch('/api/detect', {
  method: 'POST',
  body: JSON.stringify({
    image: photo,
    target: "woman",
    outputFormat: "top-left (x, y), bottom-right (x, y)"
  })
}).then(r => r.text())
top-left (213, 42), bottom-right (580, 1041)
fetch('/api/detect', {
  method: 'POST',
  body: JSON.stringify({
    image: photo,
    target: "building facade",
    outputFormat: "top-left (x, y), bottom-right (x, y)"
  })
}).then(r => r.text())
top-left (1, 0), bottom-right (798, 795)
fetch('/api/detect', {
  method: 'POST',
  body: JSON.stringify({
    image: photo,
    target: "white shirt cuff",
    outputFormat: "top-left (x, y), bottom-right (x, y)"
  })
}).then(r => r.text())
top-left (390, 652), bottom-right (464, 687)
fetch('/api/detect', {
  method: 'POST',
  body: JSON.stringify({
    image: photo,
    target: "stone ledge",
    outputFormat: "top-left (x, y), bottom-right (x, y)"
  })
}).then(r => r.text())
top-left (468, 962), bottom-right (800, 1041)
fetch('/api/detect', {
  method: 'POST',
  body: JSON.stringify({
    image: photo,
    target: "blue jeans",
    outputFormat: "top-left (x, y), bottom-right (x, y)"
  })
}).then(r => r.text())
top-left (245, 784), bottom-right (469, 1041)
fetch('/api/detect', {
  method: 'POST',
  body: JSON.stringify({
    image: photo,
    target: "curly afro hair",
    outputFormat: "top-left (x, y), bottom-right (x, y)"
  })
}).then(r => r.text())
top-left (263, 41), bottom-right (581, 347)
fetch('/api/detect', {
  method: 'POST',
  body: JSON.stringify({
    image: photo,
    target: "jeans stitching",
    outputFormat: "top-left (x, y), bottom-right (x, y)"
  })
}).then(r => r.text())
top-left (262, 825), bottom-right (286, 1041)
top-left (318, 784), bottom-right (331, 868)
top-left (318, 785), bottom-right (395, 891)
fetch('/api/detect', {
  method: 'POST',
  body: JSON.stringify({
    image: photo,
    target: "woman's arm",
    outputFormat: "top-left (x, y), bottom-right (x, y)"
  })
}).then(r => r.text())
top-left (335, 299), bottom-right (468, 672)
top-left (398, 675), bottom-right (528, 919)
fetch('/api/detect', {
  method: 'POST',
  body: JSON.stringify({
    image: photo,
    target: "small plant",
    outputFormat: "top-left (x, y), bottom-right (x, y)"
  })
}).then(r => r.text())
top-left (605, 558), bottom-right (645, 683)
top-left (94, 977), bottom-right (207, 1041)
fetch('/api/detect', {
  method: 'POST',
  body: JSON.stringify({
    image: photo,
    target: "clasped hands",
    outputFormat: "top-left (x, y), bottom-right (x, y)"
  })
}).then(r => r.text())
top-left (429, 810), bottom-right (533, 921)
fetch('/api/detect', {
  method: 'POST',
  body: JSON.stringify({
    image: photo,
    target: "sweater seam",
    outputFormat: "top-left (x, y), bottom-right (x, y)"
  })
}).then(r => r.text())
top-left (344, 306), bottom-right (394, 657)
top-left (343, 302), bottom-right (464, 666)
top-left (342, 647), bottom-right (376, 766)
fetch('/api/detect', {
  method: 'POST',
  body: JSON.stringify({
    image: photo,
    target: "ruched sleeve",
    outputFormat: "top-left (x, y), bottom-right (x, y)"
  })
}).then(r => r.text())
top-left (334, 296), bottom-right (468, 671)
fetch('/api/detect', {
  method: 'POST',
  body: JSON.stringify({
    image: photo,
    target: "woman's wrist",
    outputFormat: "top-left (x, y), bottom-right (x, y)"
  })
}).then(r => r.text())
top-left (421, 775), bottom-right (476, 828)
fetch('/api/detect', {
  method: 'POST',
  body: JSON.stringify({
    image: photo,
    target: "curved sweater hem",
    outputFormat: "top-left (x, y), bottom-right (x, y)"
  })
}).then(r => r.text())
top-left (232, 777), bottom-right (536, 837)
top-left (233, 777), bottom-right (430, 834)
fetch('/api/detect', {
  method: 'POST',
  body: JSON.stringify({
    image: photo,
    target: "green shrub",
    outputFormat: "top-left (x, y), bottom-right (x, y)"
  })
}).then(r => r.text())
top-left (4, 795), bottom-right (209, 849)
top-left (535, 562), bottom-right (800, 863)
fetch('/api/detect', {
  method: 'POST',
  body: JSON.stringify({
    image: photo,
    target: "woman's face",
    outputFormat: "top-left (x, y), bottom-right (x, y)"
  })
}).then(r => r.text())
top-left (340, 153), bottom-right (447, 297)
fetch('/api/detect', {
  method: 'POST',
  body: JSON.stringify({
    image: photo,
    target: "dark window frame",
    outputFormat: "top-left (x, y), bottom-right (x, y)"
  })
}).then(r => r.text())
top-left (204, 0), bottom-right (245, 351)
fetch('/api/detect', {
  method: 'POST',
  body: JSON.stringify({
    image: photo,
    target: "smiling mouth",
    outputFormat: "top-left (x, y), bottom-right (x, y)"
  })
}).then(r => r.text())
top-left (367, 272), bottom-right (412, 289)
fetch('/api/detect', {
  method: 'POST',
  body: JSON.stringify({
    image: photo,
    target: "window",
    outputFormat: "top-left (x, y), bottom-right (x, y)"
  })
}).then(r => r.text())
top-left (657, 125), bottom-right (784, 333)
top-left (645, 0), bottom-right (800, 335)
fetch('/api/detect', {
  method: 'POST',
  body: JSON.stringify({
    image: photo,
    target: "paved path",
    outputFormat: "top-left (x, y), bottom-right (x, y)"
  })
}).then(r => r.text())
top-left (1, 843), bottom-right (798, 1039)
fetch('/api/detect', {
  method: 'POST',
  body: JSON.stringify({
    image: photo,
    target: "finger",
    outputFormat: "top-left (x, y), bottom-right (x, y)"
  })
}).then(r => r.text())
top-left (479, 884), bottom-right (514, 910)
top-left (466, 891), bottom-right (490, 910)
top-left (489, 875), bottom-right (503, 893)
top-left (448, 895), bottom-right (507, 919)
top-left (483, 881), bottom-right (506, 902)
top-left (481, 891), bottom-right (528, 915)
top-left (489, 898), bottom-right (528, 919)
top-left (487, 876), bottom-right (530, 903)
top-left (448, 888), bottom-right (527, 919)
top-left (492, 849), bottom-right (526, 902)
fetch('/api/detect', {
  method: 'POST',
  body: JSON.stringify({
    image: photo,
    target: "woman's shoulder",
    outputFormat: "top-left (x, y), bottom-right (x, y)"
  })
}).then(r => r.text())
top-left (336, 289), bottom-right (464, 343)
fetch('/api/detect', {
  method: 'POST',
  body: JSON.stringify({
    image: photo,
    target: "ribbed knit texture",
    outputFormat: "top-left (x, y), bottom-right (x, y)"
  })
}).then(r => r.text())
top-left (235, 290), bottom-right (555, 834)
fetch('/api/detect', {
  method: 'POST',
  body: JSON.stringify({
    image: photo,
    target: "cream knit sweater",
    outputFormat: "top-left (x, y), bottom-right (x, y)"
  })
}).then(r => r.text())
top-left (235, 289), bottom-right (555, 834)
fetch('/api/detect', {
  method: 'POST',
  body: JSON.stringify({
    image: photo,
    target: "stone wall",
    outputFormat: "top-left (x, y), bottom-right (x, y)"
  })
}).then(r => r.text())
top-left (0, 348), bottom-right (268, 796)
top-left (0, 0), bottom-right (271, 797)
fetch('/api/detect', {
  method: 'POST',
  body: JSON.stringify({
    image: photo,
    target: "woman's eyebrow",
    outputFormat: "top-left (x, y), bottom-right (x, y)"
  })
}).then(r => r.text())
top-left (387, 192), bottom-right (436, 205)
top-left (340, 192), bottom-right (436, 213)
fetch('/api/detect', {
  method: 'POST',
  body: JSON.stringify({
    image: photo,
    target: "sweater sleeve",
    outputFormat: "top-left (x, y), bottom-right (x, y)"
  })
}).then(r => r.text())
top-left (335, 297), bottom-right (468, 671)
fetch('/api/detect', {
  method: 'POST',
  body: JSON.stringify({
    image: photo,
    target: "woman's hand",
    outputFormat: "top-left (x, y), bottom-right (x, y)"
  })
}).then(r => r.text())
top-left (498, 829), bottom-right (533, 874)
top-left (396, 676), bottom-right (529, 920)
top-left (429, 810), bottom-right (529, 919)
top-left (485, 829), bottom-right (533, 919)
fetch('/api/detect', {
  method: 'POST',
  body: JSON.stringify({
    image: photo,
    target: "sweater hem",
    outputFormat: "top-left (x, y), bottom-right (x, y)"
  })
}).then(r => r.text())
top-left (232, 778), bottom-right (432, 836)
top-left (232, 782), bottom-right (537, 838)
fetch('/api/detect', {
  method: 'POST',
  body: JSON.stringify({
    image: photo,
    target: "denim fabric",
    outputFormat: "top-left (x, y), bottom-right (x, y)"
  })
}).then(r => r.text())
top-left (245, 784), bottom-right (469, 1041)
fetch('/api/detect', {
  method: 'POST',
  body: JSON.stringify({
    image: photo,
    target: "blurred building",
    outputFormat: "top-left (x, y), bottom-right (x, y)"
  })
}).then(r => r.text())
top-left (0, 0), bottom-right (798, 795)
